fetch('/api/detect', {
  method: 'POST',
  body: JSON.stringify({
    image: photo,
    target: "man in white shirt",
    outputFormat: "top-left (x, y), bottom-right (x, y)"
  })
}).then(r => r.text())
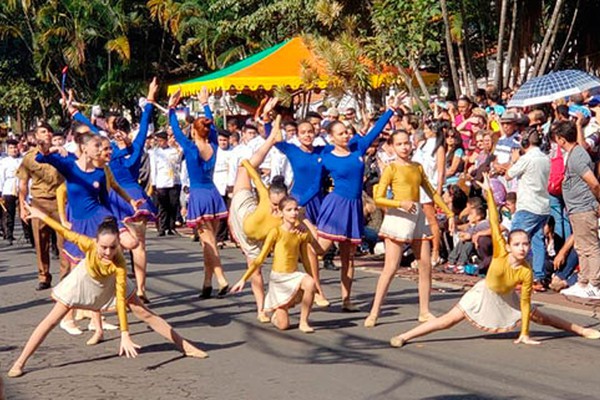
top-left (214, 130), bottom-right (232, 244)
top-left (506, 129), bottom-right (551, 290)
top-left (227, 123), bottom-right (272, 187)
top-left (149, 131), bottom-right (182, 236)
top-left (0, 139), bottom-right (23, 245)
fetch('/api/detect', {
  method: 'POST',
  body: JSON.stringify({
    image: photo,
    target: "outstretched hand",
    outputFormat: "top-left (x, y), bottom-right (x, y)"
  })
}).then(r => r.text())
top-left (24, 203), bottom-right (47, 222)
top-left (147, 77), bottom-right (159, 102)
top-left (514, 335), bottom-right (541, 346)
top-left (197, 86), bottom-right (209, 105)
top-left (475, 172), bottom-right (491, 192)
top-left (130, 199), bottom-right (145, 211)
top-left (263, 97), bottom-right (279, 117)
top-left (229, 279), bottom-right (246, 294)
top-left (119, 332), bottom-right (141, 358)
top-left (168, 88), bottom-right (182, 109)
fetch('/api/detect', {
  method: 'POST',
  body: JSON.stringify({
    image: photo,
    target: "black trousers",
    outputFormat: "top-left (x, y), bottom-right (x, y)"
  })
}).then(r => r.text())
top-left (2, 195), bottom-right (18, 240)
top-left (216, 195), bottom-right (230, 242)
top-left (156, 185), bottom-right (181, 233)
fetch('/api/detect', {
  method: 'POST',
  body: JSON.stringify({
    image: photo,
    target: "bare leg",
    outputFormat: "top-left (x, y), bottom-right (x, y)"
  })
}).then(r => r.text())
top-left (366, 238), bottom-right (402, 327)
top-left (339, 241), bottom-right (356, 309)
top-left (271, 308), bottom-right (290, 330)
top-left (128, 295), bottom-right (208, 358)
top-left (422, 203), bottom-right (441, 263)
top-left (119, 228), bottom-right (140, 251)
top-left (248, 259), bottom-right (268, 322)
top-left (390, 306), bottom-right (465, 347)
top-left (304, 219), bottom-right (329, 306)
top-left (299, 275), bottom-right (316, 333)
top-left (129, 221), bottom-right (148, 296)
top-left (414, 240), bottom-right (435, 321)
top-left (531, 309), bottom-right (600, 339)
top-left (86, 312), bottom-right (104, 345)
top-left (9, 303), bottom-right (70, 377)
top-left (198, 220), bottom-right (228, 290)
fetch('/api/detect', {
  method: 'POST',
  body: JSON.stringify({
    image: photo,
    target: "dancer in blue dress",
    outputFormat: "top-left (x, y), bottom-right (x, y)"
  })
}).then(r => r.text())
top-left (315, 103), bottom-right (395, 310)
top-left (168, 87), bottom-right (229, 298)
top-left (107, 79), bottom-right (159, 302)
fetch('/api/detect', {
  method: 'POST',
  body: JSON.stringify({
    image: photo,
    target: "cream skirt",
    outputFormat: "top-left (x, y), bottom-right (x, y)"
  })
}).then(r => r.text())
top-left (264, 271), bottom-right (306, 312)
top-left (379, 206), bottom-right (431, 242)
top-left (457, 280), bottom-right (529, 333)
top-left (52, 260), bottom-right (135, 311)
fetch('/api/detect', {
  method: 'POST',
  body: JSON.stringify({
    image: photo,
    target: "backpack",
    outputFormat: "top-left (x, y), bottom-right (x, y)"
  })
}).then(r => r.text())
top-left (548, 148), bottom-right (565, 196)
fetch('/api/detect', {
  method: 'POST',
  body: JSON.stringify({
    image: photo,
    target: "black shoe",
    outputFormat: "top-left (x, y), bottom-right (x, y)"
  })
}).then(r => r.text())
top-left (158, 231), bottom-right (166, 237)
top-left (36, 282), bottom-right (51, 291)
top-left (199, 286), bottom-right (213, 299)
top-left (192, 235), bottom-right (200, 242)
top-left (138, 294), bottom-right (151, 304)
top-left (217, 284), bottom-right (229, 298)
top-left (7, 239), bottom-right (13, 246)
top-left (323, 260), bottom-right (339, 271)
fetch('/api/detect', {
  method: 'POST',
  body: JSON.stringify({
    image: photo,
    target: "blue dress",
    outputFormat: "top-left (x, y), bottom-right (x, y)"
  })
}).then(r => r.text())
top-left (169, 106), bottom-right (227, 227)
top-left (317, 109), bottom-right (393, 243)
top-left (107, 103), bottom-right (157, 223)
top-left (274, 142), bottom-right (330, 224)
top-left (35, 153), bottom-right (116, 263)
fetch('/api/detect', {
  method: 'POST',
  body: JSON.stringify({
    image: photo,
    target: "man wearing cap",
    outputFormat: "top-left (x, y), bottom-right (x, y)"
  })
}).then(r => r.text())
top-left (492, 111), bottom-right (521, 181)
top-left (16, 123), bottom-right (69, 290)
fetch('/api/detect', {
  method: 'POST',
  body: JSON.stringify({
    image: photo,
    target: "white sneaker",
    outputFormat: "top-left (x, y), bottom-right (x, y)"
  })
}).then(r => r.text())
top-left (59, 320), bottom-right (83, 336)
top-left (560, 283), bottom-right (598, 299)
top-left (586, 284), bottom-right (600, 300)
top-left (88, 320), bottom-right (119, 331)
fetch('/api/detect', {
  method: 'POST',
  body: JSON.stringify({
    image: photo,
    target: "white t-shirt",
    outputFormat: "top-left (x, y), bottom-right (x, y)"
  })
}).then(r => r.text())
top-left (507, 146), bottom-right (551, 215)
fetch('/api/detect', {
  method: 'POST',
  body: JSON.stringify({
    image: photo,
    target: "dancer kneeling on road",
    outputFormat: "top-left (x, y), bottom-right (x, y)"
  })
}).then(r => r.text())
top-left (389, 173), bottom-right (600, 348)
top-left (230, 196), bottom-right (324, 333)
top-left (8, 206), bottom-right (207, 378)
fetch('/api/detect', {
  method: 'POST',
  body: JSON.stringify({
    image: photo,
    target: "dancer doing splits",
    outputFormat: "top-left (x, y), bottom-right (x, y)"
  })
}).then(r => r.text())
top-left (231, 196), bottom-right (324, 333)
top-left (389, 174), bottom-right (600, 348)
top-left (8, 206), bottom-right (207, 378)
top-left (365, 130), bottom-right (455, 327)
top-left (168, 88), bottom-right (229, 298)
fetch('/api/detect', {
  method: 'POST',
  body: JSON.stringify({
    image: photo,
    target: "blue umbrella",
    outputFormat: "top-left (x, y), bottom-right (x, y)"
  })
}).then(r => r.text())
top-left (508, 70), bottom-right (600, 107)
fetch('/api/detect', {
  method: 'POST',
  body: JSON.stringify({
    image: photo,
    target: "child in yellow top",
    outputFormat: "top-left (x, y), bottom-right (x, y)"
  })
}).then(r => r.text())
top-left (389, 173), bottom-right (600, 348)
top-left (231, 197), bottom-right (323, 333)
top-left (365, 130), bottom-right (456, 328)
top-left (8, 205), bottom-right (207, 379)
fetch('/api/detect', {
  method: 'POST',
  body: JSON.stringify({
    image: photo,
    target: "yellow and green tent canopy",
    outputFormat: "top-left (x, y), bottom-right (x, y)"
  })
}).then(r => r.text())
top-left (167, 37), bottom-right (438, 96)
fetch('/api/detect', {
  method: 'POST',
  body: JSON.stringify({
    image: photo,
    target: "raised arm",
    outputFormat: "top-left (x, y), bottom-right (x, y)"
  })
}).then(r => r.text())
top-left (168, 109), bottom-right (195, 154)
top-left (124, 103), bottom-right (154, 168)
top-left (34, 151), bottom-right (72, 178)
top-left (72, 111), bottom-right (101, 135)
top-left (484, 178), bottom-right (508, 258)
top-left (356, 109), bottom-right (394, 154)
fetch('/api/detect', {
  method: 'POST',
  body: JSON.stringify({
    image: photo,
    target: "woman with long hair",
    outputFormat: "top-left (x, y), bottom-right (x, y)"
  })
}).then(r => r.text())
top-left (413, 119), bottom-right (447, 266)
top-left (365, 130), bottom-right (456, 327)
top-left (389, 174), bottom-right (600, 348)
top-left (8, 207), bottom-right (207, 378)
top-left (168, 87), bottom-right (229, 298)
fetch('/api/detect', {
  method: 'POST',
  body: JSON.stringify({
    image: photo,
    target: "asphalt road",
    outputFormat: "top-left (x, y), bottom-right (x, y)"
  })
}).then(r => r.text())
top-left (1, 232), bottom-right (599, 400)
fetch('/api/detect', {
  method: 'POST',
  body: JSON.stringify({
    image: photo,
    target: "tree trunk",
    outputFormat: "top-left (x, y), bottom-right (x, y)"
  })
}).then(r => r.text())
top-left (397, 66), bottom-right (427, 112)
top-left (553, 0), bottom-right (580, 71)
top-left (460, 0), bottom-right (478, 94)
top-left (503, 0), bottom-right (518, 88)
top-left (409, 57), bottom-right (431, 100)
top-left (532, 0), bottom-right (565, 77)
top-left (539, 7), bottom-right (562, 75)
top-left (494, 0), bottom-right (509, 89)
top-left (440, 0), bottom-right (461, 97)
top-left (457, 43), bottom-right (471, 96)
